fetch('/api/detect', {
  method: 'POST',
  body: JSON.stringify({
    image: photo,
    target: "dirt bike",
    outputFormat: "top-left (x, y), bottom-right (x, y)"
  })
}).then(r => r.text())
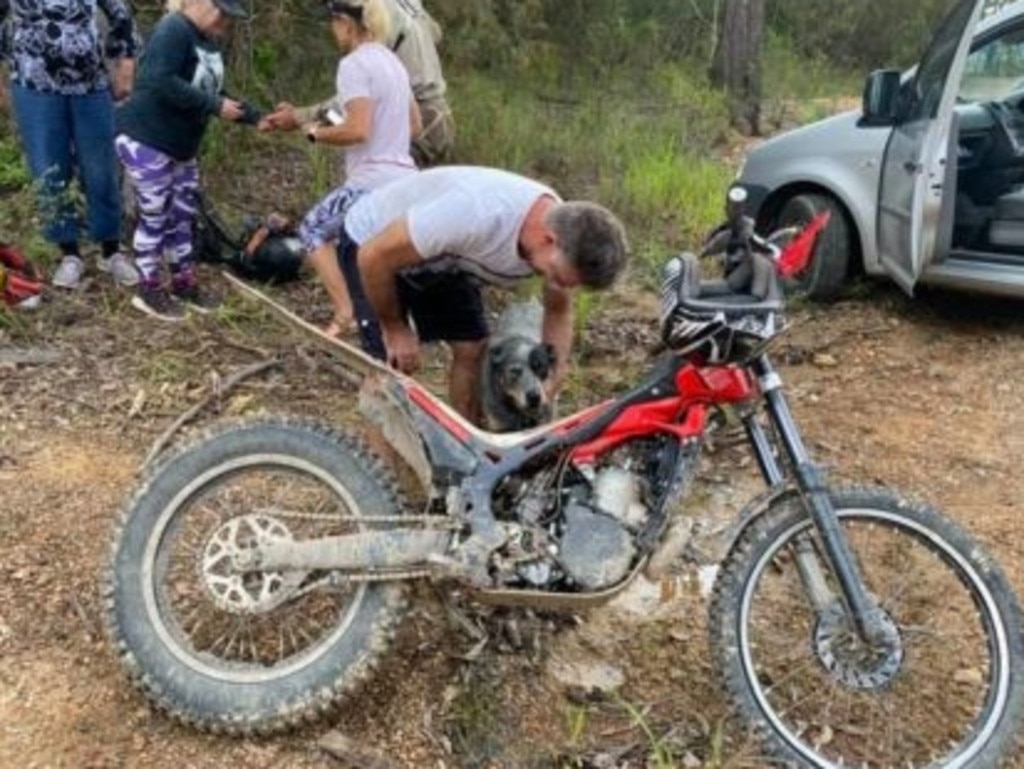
top-left (105, 206), bottom-right (1024, 768)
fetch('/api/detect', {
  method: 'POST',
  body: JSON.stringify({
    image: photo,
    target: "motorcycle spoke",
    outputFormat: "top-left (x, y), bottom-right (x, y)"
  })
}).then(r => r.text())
top-left (152, 464), bottom-right (371, 671)
top-left (739, 512), bottom-right (997, 767)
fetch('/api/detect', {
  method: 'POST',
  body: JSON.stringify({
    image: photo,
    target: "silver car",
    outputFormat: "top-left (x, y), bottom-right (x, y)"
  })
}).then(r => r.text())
top-left (734, 0), bottom-right (1024, 299)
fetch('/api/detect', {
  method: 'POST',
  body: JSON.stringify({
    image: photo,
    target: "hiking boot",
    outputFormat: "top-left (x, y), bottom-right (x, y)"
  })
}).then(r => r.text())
top-left (132, 286), bottom-right (187, 322)
top-left (173, 283), bottom-right (222, 315)
top-left (98, 252), bottom-right (140, 287)
top-left (52, 255), bottom-right (83, 289)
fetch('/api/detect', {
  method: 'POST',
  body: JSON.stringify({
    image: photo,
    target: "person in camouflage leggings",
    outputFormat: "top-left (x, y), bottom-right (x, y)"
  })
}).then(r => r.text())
top-left (114, 0), bottom-right (257, 320)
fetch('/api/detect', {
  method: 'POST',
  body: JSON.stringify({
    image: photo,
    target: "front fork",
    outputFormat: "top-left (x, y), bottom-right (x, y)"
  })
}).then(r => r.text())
top-left (742, 354), bottom-right (893, 646)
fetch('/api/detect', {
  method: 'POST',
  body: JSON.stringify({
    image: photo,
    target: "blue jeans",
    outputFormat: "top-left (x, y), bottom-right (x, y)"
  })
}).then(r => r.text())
top-left (10, 84), bottom-right (122, 246)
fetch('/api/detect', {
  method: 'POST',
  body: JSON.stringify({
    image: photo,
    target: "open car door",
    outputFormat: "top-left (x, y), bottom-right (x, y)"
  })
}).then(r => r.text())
top-left (876, 0), bottom-right (985, 293)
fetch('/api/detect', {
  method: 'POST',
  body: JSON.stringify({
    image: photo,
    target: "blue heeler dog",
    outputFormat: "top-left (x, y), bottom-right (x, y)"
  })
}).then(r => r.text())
top-left (480, 300), bottom-right (557, 433)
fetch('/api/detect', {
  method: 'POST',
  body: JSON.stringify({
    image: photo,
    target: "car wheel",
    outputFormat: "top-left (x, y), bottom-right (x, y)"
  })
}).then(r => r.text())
top-left (775, 193), bottom-right (851, 301)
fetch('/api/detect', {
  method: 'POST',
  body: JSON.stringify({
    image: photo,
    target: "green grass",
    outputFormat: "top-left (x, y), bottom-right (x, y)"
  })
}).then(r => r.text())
top-left (451, 60), bottom-right (736, 280)
top-left (0, 135), bottom-right (31, 191)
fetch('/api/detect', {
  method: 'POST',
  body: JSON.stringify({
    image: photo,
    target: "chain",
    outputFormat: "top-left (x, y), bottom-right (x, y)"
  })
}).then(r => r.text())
top-left (283, 568), bottom-right (435, 600)
top-left (263, 509), bottom-right (459, 529)
top-left (327, 568), bottom-right (434, 585)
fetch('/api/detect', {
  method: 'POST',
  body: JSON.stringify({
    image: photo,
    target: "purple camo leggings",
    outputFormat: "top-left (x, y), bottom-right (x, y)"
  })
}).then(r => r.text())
top-left (115, 134), bottom-right (199, 289)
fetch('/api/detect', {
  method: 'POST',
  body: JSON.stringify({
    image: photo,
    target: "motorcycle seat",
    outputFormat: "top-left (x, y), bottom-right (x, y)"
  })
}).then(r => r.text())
top-left (672, 254), bottom-right (783, 317)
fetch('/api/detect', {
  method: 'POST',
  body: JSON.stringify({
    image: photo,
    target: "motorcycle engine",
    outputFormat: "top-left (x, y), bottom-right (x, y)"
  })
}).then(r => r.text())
top-left (493, 441), bottom-right (664, 591)
top-left (558, 468), bottom-right (645, 589)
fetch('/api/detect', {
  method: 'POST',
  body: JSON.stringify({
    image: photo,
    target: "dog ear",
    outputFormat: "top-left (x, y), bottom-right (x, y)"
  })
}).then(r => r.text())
top-left (529, 344), bottom-right (557, 378)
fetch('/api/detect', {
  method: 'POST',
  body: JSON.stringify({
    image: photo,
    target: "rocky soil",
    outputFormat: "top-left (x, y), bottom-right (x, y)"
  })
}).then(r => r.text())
top-left (3, 271), bottom-right (1024, 768)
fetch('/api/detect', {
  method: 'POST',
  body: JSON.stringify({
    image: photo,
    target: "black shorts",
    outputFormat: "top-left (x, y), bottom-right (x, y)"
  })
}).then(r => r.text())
top-left (398, 269), bottom-right (488, 343)
top-left (336, 232), bottom-right (487, 360)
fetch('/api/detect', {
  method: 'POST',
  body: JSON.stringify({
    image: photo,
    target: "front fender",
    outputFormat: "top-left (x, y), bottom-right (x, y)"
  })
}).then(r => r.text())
top-left (718, 484), bottom-right (803, 562)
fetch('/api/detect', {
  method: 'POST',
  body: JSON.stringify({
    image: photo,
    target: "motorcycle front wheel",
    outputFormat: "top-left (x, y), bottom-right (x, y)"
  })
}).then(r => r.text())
top-left (710, 486), bottom-right (1024, 768)
top-left (104, 417), bottom-right (409, 735)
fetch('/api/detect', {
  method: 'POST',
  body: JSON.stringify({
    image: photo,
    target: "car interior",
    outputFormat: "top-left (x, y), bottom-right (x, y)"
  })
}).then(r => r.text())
top-left (952, 26), bottom-right (1024, 254)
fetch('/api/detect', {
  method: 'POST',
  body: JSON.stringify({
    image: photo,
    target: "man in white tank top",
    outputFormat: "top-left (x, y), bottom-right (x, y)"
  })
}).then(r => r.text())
top-left (332, 165), bottom-right (629, 424)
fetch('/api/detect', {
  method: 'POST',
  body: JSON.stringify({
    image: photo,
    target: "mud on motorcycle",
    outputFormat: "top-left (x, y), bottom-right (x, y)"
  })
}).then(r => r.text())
top-left (105, 206), bottom-right (1024, 767)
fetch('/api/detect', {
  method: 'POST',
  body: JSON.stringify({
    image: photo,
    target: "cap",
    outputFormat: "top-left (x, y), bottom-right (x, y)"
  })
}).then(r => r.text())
top-left (323, 0), bottom-right (364, 22)
top-left (211, 0), bottom-right (249, 19)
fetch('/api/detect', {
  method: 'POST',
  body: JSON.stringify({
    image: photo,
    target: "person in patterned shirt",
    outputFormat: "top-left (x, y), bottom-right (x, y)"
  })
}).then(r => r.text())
top-left (0, 0), bottom-right (140, 289)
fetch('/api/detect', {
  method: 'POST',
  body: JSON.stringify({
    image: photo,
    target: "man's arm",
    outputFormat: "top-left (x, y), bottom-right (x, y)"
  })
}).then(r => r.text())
top-left (357, 218), bottom-right (424, 372)
top-left (540, 281), bottom-right (574, 396)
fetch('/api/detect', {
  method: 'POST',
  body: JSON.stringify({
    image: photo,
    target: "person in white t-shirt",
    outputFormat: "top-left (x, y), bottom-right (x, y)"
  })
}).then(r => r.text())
top-left (272, 0), bottom-right (452, 167)
top-left (334, 165), bottom-right (629, 424)
top-left (259, 0), bottom-right (421, 337)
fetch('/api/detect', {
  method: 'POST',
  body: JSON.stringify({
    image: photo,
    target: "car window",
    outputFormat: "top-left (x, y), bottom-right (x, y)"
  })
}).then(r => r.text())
top-left (960, 26), bottom-right (1024, 101)
top-left (905, 0), bottom-right (982, 120)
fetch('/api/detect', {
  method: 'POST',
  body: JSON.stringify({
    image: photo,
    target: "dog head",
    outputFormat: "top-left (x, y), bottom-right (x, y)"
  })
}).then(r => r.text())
top-left (484, 336), bottom-right (557, 430)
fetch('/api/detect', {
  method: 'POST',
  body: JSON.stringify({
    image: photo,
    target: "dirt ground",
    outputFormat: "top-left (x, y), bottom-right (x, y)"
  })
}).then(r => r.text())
top-left (3, 270), bottom-right (1024, 768)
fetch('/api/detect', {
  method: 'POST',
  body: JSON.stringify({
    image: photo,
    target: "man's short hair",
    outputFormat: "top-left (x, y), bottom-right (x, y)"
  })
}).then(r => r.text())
top-left (545, 201), bottom-right (629, 290)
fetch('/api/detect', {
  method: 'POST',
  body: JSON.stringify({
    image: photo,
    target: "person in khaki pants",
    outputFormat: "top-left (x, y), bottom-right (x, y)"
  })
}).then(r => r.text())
top-left (385, 0), bottom-right (453, 166)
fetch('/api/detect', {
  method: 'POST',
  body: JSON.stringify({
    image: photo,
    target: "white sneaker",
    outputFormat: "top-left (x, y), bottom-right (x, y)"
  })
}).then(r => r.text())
top-left (98, 252), bottom-right (140, 287)
top-left (52, 255), bottom-right (83, 289)
top-left (131, 286), bottom-right (187, 322)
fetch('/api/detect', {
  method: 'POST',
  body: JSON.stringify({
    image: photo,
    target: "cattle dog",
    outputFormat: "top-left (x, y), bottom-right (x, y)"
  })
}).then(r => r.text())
top-left (480, 300), bottom-right (557, 432)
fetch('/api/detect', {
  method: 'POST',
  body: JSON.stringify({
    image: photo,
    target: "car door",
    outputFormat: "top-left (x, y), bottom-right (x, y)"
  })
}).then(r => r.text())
top-left (876, 0), bottom-right (985, 293)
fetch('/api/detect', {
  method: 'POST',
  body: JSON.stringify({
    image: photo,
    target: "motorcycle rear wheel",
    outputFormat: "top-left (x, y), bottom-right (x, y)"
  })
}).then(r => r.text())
top-left (104, 417), bottom-right (409, 735)
top-left (710, 486), bottom-right (1024, 768)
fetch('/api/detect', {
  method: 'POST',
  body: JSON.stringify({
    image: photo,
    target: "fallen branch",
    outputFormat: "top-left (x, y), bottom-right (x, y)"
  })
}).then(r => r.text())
top-left (0, 347), bottom-right (64, 367)
top-left (812, 322), bottom-right (892, 353)
top-left (317, 730), bottom-right (399, 769)
top-left (224, 272), bottom-right (391, 380)
top-left (215, 333), bottom-right (273, 360)
top-left (142, 358), bottom-right (279, 468)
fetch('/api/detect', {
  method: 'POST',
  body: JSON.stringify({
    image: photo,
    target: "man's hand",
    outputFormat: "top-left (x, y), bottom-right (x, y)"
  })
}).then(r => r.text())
top-left (541, 282), bottom-right (573, 396)
top-left (357, 218), bottom-right (425, 371)
top-left (384, 322), bottom-right (421, 374)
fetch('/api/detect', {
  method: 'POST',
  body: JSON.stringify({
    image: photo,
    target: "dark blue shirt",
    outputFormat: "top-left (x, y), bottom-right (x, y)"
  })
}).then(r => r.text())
top-left (115, 13), bottom-right (226, 161)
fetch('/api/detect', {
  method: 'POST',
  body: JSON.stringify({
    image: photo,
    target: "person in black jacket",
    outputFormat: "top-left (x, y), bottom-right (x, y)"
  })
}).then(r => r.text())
top-left (114, 0), bottom-right (258, 321)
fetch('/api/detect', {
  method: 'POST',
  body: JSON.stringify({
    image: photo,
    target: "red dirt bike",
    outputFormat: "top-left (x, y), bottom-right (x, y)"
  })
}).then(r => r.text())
top-left (106, 210), bottom-right (1024, 768)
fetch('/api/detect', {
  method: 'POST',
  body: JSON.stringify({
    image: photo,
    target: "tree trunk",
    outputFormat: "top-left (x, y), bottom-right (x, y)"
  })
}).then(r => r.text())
top-left (710, 0), bottom-right (765, 135)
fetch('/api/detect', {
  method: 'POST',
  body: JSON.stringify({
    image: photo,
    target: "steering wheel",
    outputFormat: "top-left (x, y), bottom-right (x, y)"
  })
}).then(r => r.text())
top-left (985, 99), bottom-right (1024, 156)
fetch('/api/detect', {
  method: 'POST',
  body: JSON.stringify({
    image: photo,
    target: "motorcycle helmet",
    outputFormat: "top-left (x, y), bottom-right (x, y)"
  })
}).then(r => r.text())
top-left (659, 254), bottom-right (727, 355)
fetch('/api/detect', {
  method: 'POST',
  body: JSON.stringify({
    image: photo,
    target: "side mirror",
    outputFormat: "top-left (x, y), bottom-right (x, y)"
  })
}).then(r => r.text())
top-left (860, 69), bottom-right (902, 127)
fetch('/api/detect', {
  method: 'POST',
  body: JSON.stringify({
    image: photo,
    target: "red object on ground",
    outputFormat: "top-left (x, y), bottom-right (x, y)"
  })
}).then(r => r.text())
top-left (0, 243), bottom-right (44, 307)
